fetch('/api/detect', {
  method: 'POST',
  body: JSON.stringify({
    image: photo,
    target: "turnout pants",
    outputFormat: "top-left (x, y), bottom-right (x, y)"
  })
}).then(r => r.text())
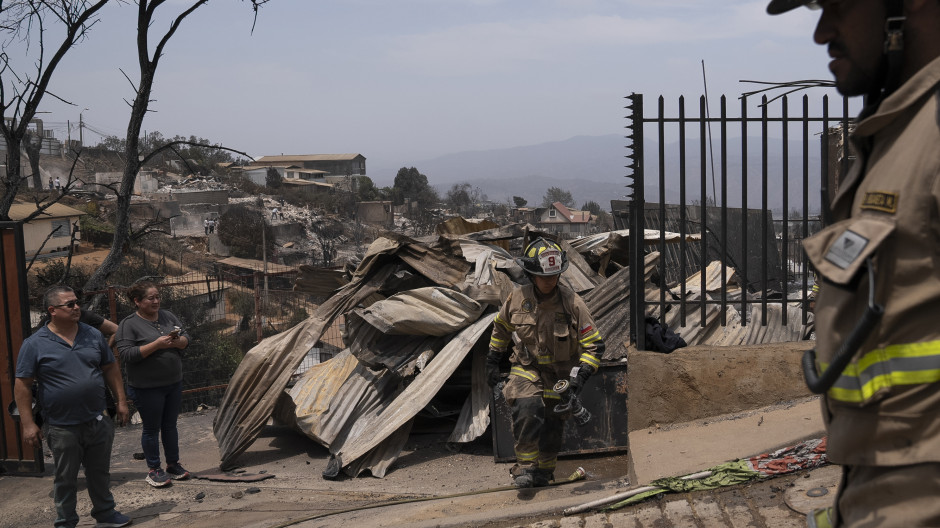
top-left (502, 373), bottom-right (565, 475)
top-left (835, 462), bottom-right (940, 527)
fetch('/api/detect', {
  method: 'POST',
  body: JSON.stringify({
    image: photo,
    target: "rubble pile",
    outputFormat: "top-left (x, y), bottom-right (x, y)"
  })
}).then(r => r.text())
top-left (212, 220), bottom-right (813, 478)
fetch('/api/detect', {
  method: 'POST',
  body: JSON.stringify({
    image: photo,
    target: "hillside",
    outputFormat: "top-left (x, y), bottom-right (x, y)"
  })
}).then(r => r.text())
top-left (372, 133), bottom-right (823, 214)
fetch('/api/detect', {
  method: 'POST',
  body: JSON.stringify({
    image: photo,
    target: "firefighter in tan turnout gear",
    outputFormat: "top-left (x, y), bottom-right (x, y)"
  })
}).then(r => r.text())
top-left (768, 0), bottom-right (940, 526)
top-left (487, 238), bottom-right (603, 488)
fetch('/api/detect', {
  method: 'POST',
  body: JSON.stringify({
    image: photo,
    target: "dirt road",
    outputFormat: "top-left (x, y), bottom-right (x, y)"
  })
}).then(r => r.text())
top-left (0, 398), bottom-right (832, 528)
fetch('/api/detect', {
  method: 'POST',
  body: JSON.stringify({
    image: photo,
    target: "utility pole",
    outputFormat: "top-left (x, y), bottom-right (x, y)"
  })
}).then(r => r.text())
top-left (261, 215), bottom-right (269, 306)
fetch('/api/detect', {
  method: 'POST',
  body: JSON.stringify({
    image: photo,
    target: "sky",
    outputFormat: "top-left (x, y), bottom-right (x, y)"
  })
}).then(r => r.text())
top-left (15, 0), bottom-right (839, 185)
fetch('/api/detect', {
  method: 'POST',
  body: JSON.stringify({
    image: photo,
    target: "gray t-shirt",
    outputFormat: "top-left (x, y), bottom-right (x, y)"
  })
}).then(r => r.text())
top-left (116, 310), bottom-right (189, 389)
top-left (15, 323), bottom-right (114, 426)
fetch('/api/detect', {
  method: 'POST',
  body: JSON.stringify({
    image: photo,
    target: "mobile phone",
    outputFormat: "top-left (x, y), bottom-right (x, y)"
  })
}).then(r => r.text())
top-left (168, 326), bottom-right (181, 338)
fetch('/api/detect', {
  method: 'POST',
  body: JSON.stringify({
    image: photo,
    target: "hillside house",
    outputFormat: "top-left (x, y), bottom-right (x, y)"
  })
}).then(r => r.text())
top-left (9, 202), bottom-right (84, 256)
top-left (248, 154), bottom-right (366, 191)
top-left (536, 202), bottom-right (594, 238)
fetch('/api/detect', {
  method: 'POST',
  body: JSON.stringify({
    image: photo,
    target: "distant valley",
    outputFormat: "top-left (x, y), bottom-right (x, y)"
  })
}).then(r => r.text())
top-left (371, 133), bottom-right (823, 215)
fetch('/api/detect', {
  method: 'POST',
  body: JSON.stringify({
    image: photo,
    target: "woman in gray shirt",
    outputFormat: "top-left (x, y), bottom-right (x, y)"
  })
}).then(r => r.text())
top-left (116, 280), bottom-right (190, 488)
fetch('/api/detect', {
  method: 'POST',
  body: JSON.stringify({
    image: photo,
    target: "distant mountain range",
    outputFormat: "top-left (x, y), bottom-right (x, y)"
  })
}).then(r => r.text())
top-left (371, 134), bottom-right (823, 215)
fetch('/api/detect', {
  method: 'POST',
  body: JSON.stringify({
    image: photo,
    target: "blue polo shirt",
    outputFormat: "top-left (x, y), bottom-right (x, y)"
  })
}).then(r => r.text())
top-left (15, 323), bottom-right (115, 426)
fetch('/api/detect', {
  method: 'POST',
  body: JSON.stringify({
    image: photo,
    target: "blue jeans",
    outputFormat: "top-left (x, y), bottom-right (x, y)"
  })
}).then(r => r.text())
top-left (45, 416), bottom-right (117, 528)
top-left (128, 381), bottom-right (182, 470)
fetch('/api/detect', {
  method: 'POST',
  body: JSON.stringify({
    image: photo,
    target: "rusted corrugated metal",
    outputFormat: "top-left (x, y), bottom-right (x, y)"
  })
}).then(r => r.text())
top-left (294, 264), bottom-right (353, 297)
top-left (216, 220), bottom-right (811, 479)
top-left (447, 346), bottom-right (491, 443)
top-left (583, 252), bottom-right (661, 360)
top-left (657, 260), bottom-right (811, 347)
top-left (215, 233), bottom-right (471, 466)
top-left (281, 286), bottom-right (492, 478)
top-left (324, 315), bottom-right (493, 477)
top-left (213, 262), bottom-right (396, 467)
top-left (353, 287), bottom-right (485, 336)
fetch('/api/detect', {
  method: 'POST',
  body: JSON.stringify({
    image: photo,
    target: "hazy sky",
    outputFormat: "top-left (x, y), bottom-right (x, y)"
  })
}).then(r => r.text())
top-left (24, 0), bottom-right (836, 183)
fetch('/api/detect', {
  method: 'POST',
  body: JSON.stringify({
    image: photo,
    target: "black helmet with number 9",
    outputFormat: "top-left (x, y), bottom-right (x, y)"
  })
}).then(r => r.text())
top-left (519, 237), bottom-right (569, 276)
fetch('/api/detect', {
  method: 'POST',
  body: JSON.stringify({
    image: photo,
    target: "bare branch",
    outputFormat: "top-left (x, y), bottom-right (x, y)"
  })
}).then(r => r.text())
top-left (24, 222), bottom-right (64, 273)
top-left (140, 139), bottom-right (252, 168)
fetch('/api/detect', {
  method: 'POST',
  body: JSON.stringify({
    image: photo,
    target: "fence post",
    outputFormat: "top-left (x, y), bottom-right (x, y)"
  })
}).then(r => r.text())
top-left (625, 93), bottom-right (646, 350)
top-left (254, 271), bottom-right (262, 343)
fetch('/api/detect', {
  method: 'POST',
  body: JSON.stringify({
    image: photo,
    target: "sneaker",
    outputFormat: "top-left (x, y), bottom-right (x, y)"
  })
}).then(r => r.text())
top-left (166, 462), bottom-right (191, 480)
top-left (145, 468), bottom-right (171, 488)
top-left (95, 511), bottom-right (132, 527)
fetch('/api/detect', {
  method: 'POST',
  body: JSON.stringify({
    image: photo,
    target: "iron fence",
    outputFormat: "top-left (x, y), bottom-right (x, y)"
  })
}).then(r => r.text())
top-left (624, 92), bottom-right (854, 350)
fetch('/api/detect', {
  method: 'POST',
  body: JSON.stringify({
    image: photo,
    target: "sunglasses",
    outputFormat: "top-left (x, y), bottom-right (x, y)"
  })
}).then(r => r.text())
top-left (52, 300), bottom-right (80, 309)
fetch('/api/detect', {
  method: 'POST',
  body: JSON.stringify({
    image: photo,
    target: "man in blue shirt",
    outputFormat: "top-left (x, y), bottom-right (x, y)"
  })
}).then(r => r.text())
top-left (14, 285), bottom-right (132, 528)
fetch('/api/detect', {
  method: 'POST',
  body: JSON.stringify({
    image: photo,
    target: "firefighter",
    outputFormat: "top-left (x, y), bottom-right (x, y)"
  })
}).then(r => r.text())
top-left (768, 1), bottom-right (940, 526)
top-left (487, 237), bottom-right (604, 488)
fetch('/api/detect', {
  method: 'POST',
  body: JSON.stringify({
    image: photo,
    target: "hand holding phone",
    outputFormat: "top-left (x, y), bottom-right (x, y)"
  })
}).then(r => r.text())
top-left (168, 326), bottom-right (181, 339)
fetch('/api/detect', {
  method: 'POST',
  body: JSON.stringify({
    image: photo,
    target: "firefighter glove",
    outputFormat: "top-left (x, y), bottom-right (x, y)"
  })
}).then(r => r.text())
top-left (486, 349), bottom-right (503, 388)
top-left (569, 363), bottom-right (596, 395)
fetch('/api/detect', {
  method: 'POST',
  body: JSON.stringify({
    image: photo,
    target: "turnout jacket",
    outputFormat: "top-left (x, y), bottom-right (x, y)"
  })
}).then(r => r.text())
top-left (489, 283), bottom-right (603, 390)
top-left (802, 55), bottom-right (940, 466)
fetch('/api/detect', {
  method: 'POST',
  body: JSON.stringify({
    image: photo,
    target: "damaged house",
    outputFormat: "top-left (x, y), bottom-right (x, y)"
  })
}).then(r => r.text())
top-left (213, 219), bottom-right (813, 478)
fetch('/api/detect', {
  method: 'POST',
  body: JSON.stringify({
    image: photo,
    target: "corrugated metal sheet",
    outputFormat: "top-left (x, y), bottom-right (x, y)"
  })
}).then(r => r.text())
top-left (583, 252), bottom-right (661, 360)
top-left (447, 346), bottom-right (490, 443)
top-left (658, 260), bottom-right (811, 347)
top-left (214, 261), bottom-right (398, 466)
top-left (325, 315), bottom-right (493, 476)
top-left (216, 225), bottom-right (812, 479)
top-left (352, 287), bottom-right (484, 336)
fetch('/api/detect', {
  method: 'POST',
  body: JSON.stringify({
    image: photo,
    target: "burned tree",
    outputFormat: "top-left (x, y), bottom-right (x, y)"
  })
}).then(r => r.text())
top-left (0, 0), bottom-right (111, 220)
top-left (84, 0), bottom-right (264, 292)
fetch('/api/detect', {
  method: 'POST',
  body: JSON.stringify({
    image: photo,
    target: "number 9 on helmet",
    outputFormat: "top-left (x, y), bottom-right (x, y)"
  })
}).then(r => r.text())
top-left (519, 237), bottom-right (569, 276)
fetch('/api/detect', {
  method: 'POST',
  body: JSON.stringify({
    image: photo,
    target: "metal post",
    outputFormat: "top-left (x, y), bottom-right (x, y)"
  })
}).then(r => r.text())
top-left (625, 93), bottom-right (646, 350)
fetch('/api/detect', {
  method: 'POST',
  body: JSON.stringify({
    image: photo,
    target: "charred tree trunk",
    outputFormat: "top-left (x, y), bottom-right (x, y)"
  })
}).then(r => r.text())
top-left (24, 131), bottom-right (43, 190)
top-left (0, 134), bottom-right (24, 217)
top-left (0, 0), bottom-right (111, 220)
top-left (84, 1), bottom-right (207, 291)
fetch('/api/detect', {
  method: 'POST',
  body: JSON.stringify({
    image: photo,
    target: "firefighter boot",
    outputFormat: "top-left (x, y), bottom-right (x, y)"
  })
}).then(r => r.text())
top-left (533, 468), bottom-right (554, 487)
top-left (510, 465), bottom-right (536, 488)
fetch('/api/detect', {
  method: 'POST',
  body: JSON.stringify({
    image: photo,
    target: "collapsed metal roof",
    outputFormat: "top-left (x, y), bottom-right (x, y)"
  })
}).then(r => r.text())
top-left (213, 221), bottom-right (812, 477)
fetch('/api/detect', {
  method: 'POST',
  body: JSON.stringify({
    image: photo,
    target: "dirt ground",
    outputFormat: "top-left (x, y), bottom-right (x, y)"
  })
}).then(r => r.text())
top-left (0, 408), bottom-right (632, 528)
top-left (0, 340), bottom-right (825, 527)
top-left (0, 397), bottom-right (832, 528)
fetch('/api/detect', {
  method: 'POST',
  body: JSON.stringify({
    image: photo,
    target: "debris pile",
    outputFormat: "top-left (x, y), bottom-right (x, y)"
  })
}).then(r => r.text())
top-left (213, 220), bottom-right (813, 478)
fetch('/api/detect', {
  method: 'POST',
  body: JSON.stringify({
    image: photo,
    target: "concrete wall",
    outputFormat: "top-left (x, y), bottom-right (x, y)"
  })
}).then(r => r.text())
top-left (169, 190), bottom-right (229, 205)
top-left (626, 341), bottom-right (813, 431)
top-left (357, 201), bottom-right (393, 226)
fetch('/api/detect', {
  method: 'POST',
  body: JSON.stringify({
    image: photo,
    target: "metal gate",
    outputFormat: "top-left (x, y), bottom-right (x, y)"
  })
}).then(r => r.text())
top-left (624, 93), bottom-right (854, 350)
top-left (0, 221), bottom-right (44, 474)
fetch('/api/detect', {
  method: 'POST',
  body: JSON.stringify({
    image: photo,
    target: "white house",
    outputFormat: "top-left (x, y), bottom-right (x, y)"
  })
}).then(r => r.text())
top-left (9, 202), bottom-right (85, 256)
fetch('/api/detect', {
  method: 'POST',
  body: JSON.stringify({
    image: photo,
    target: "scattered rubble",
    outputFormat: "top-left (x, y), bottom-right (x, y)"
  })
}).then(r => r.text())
top-left (213, 220), bottom-right (814, 479)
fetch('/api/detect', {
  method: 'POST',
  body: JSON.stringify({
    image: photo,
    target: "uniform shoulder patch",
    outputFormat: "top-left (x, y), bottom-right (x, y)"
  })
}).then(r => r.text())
top-left (860, 191), bottom-right (898, 214)
top-left (521, 299), bottom-right (533, 312)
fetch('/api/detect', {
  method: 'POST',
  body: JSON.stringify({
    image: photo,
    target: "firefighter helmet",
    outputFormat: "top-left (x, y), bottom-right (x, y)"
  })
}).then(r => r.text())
top-left (766, 0), bottom-right (817, 15)
top-left (519, 237), bottom-right (568, 276)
